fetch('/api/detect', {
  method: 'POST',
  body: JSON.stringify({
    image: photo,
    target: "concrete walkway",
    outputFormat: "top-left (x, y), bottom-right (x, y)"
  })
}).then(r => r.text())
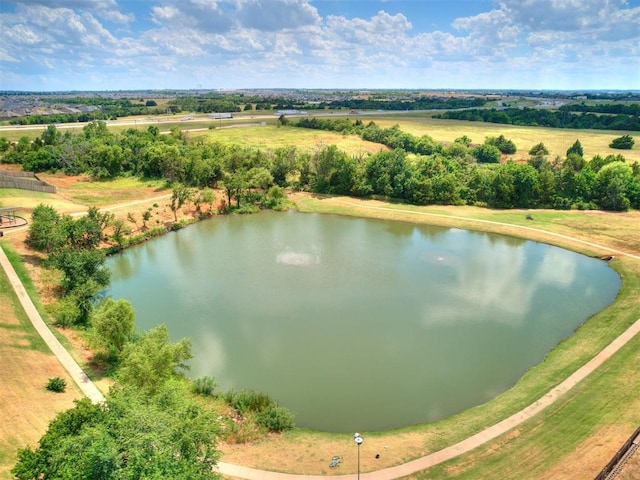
top-left (0, 245), bottom-right (105, 404)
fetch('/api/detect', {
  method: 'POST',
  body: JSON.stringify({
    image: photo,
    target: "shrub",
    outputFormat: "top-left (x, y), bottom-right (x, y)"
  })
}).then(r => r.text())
top-left (486, 135), bottom-right (516, 154)
top-left (53, 296), bottom-right (82, 327)
top-left (256, 404), bottom-right (295, 432)
top-left (609, 134), bottom-right (635, 150)
top-left (191, 376), bottom-right (217, 396)
top-left (223, 389), bottom-right (272, 414)
top-left (46, 377), bottom-right (66, 393)
top-left (235, 205), bottom-right (260, 214)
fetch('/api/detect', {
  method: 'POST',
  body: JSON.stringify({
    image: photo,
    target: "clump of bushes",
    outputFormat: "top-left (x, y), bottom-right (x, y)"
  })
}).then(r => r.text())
top-left (223, 388), bottom-right (272, 414)
top-left (222, 388), bottom-right (295, 433)
top-left (256, 404), bottom-right (296, 432)
top-left (46, 377), bottom-right (66, 393)
top-left (191, 376), bottom-right (217, 396)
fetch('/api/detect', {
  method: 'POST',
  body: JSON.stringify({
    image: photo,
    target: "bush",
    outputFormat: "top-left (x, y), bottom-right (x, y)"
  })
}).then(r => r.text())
top-left (235, 205), bottom-right (260, 214)
top-left (256, 404), bottom-right (295, 432)
top-left (609, 134), bottom-right (635, 150)
top-left (46, 377), bottom-right (66, 393)
top-left (223, 389), bottom-right (272, 414)
top-left (486, 135), bottom-right (516, 154)
top-left (52, 296), bottom-right (82, 327)
top-left (191, 376), bottom-right (217, 396)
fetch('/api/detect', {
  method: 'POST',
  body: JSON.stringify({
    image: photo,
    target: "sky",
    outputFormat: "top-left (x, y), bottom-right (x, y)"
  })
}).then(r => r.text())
top-left (0, 0), bottom-right (639, 92)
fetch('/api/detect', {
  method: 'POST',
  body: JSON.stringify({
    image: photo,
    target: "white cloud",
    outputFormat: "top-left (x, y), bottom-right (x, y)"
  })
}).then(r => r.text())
top-left (0, 0), bottom-right (638, 90)
top-left (151, 0), bottom-right (236, 32)
top-left (236, 0), bottom-right (320, 31)
top-left (6, 0), bottom-right (134, 23)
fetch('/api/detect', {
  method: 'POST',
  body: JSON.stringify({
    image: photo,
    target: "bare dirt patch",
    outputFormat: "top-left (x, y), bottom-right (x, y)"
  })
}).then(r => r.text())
top-left (220, 430), bottom-right (428, 475)
top-left (619, 447), bottom-right (640, 480)
top-left (541, 424), bottom-right (638, 480)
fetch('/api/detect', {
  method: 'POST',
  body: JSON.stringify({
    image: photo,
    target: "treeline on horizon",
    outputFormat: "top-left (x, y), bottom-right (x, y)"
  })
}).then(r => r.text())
top-left (433, 107), bottom-right (640, 131)
top-left (1, 120), bottom-right (639, 212)
top-left (6, 92), bottom-right (488, 124)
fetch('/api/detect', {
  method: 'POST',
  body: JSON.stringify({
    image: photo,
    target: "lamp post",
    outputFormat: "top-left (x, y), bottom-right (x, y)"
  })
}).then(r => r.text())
top-left (354, 433), bottom-right (363, 480)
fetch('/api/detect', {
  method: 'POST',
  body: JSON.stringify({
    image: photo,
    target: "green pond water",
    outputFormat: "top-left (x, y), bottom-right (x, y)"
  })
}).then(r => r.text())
top-left (106, 211), bottom-right (620, 432)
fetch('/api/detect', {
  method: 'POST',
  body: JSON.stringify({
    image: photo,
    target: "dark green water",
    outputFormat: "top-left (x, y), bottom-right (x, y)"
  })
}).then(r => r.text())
top-left (106, 211), bottom-right (620, 432)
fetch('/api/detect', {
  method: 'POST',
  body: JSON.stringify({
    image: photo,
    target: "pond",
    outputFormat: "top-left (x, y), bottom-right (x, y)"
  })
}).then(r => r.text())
top-left (106, 211), bottom-right (620, 432)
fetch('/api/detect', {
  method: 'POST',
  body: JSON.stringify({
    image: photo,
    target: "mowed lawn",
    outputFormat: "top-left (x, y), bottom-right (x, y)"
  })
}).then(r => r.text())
top-left (0, 246), bottom-right (82, 480)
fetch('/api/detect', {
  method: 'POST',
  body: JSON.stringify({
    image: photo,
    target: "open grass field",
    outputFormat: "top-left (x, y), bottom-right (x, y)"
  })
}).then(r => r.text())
top-left (363, 114), bottom-right (640, 164)
top-left (193, 124), bottom-right (388, 156)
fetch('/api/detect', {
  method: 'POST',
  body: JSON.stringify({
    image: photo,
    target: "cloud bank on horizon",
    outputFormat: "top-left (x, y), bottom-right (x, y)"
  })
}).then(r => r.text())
top-left (0, 0), bottom-right (639, 92)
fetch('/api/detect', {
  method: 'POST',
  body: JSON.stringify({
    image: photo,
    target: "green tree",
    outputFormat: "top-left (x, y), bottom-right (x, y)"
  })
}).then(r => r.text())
top-left (169, 182), bottom-right (192, 221)
top-left (12, 385), bottom-right (220, 480)
top-left (142, 208), bottom-right (152, 229)
top-left (118, 325), bottom-right (192, 395)
top-left (473, 143), bottom-right (501, 163)
top-left (566, 139), bottom-right (584, 157)
top-left (609, 134), bottom-right (635, 150)
top-left (454, 135), bottom-right (472, 146)
top-left (49, 247), bottom-right (110, 294)
top-left (93, 298), bottom-right (136, 358)
top-left (486, 135), bottom-right (516, 154)
top-left (0, 136), bottom-right (10, 152)
top-left (528, 142), bottom-right (549, 156)
top-left (594, 161), bottom-right (633, 211)
top-left (26, 204), bottom-right (64, 253)
top-left (40, 124), bottom-right (61, 146)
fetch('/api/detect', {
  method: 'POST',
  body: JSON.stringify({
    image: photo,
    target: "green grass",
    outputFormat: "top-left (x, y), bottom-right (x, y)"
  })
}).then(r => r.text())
top-left (0, 241), bottom-right (77, 354)
top-left (365, 116), bottom-right (640, 163)
top-left (0, 243), bottom-right (49, 353)
top-left (61, 177), bottom-right (169, 207)
top-left (194, 124), bottom-right (387, 156)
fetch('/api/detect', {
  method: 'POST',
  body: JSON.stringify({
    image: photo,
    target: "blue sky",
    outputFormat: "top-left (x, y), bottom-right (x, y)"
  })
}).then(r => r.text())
top-left (0, 0), bottom-right (639, 92)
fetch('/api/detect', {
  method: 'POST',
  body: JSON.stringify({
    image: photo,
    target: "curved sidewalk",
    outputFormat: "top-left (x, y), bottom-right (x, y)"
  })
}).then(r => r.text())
top-left (0, 245), bottom-right (105, 404)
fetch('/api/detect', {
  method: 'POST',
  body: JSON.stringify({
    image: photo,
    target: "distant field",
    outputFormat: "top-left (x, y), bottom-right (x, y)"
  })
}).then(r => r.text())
top-left (363, 115), bottom-right (640, 163)
top-left (193, 124), bottom-right (388, 156)
top-left (1, 113), bottom-right (637, 164)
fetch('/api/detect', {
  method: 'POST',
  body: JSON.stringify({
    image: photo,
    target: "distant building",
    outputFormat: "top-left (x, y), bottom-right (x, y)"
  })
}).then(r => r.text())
top-left (274, 109), bottom-right (308, 116)
top-left (209, 112), bottom-right (233, 119)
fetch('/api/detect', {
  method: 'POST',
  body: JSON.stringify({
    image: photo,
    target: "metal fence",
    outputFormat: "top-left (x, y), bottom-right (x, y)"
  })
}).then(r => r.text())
top-left (0, 171), bottom-right (56, 193)
top-left (593, 426), bottom-right (640, 480)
